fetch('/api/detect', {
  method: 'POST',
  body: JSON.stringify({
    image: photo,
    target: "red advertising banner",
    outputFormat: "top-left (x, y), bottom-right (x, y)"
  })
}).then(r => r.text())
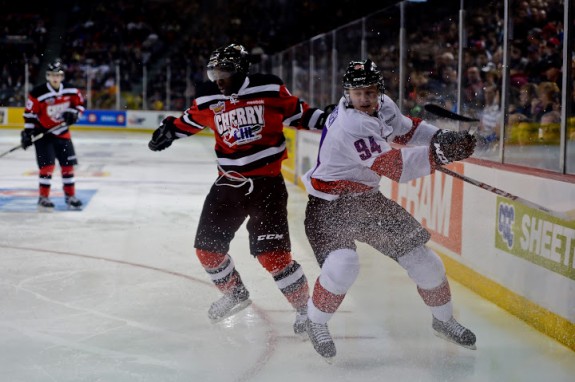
top-left (388, 163), bottom-right (464, 254)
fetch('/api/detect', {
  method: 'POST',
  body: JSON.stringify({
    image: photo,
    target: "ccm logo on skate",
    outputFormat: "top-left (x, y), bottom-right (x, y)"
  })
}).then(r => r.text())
top-left (257, 234), bottom-right (284, 241)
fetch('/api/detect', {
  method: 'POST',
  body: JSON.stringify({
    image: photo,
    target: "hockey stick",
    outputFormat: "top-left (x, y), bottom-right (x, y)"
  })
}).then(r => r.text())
top-left (437, 166), bottom-right (575, 221)
top-left (0, 124), bottom-right (66, 158)
top-left (424, 104), bottom-right (480, 122)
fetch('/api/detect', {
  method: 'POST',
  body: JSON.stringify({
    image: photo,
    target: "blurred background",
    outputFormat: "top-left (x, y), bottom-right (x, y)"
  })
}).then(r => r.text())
top-left (1, 0), bottom-right (574, 173)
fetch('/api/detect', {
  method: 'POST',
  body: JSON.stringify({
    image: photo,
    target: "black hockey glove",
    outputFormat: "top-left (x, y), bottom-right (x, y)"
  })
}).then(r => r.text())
top-left (149, 116), bottom-right (177, 151)
top-left (316, 104), bottom-right (337, 128)
top-left (20, 129), bottom-right (34, 150)
top-left (62, 109), bottom-right (79, 126)
top-left (430, 129), bottom-right (476, 165)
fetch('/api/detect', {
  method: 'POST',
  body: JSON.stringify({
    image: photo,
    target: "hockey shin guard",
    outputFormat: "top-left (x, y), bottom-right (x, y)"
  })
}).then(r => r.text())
top-left (258, 252), bottom-right (309, 310)
top-left (38, 164), bottom-right (55, 197)
top-left (309, 248), bottom-right (360, 324)
top-left (196, 249), bottom-right (245, 294)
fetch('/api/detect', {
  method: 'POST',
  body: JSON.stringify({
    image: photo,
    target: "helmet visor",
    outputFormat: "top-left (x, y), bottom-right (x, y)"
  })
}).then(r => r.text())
top-left (207, 67), bottom-right (235, 82)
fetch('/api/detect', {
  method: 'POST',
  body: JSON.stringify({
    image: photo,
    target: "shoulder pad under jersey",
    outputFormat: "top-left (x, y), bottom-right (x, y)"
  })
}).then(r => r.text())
top-left (248, 73), bottom-right (283, 87)
top-left (29, 83), bottom-right (52, 98)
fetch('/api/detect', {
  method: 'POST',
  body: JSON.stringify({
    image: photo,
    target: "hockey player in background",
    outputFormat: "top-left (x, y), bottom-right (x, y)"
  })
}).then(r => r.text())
top-left (301, 59), bottom-right (477, 359)
top-left (21, 59), bottom-right (85, 210)
top-left (148, 44), bottom-right (332, 334)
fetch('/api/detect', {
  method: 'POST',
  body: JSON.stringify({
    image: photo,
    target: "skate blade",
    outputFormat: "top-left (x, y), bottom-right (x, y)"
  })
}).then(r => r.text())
top-left (434, 331), bottom-right (477, 350)
top-left (37, 206), bottom-right (55, 212)
top-left (209, 299), bottom-right (252, 323)
top-left (67, 206), bottom-right (83, 211)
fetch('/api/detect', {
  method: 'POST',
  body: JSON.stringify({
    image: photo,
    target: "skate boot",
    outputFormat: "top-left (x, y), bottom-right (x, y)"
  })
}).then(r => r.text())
top-left (306, 319), bottom-right (336, 359)
top-left (65, 195), bottom-right (83, 210)
top-left (208, 285), bottom-right (251, 322)
top-left (293, 305), bottom-right (308, 337)
top-left (37, 196), bottom-right (55, 211)
top-left (432, 316), bottom-right (477, 350)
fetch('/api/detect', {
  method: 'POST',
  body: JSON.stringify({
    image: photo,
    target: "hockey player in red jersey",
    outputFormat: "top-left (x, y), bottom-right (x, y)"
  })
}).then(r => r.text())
top-left (21, 59), bottom-right (85, 210)
top-left (301, 59), bottom-right (477, 359)
top-left (148, 44), bottom-right (331, 333)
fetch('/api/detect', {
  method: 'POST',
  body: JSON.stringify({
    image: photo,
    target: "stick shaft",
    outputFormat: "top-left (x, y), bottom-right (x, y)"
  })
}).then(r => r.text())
top-left (436, 166), bottom-right (571, 220)
top-left (424, 104), bottom-right (480, 122)
top-left (0, 124), bottom-right (66, 158)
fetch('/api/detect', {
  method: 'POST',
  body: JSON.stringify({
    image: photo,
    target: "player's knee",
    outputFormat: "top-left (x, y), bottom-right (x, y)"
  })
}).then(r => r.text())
top-left (196, 248), bottom-right (227, 269)
top-left (398, 245), bottom-right (445, 288)
top-left (320, 248), bottom-right (360, 294)
top-left (257, 251), bottom-right (293, 274)
top-left (39, 164), bottom-right (55, 176)
top-left (61, 165), bottom-right (74, 176)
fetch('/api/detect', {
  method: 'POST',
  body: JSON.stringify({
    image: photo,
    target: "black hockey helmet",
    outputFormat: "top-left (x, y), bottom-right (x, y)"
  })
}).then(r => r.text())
top-left (207, 44), bottom-right (250, 80)
top-left (342, 59), bottom-right (384, 92)
top-left (46, 59), bottom-right (65, 75)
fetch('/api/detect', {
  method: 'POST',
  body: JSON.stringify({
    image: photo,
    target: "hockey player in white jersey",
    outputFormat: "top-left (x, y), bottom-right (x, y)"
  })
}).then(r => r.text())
top-left (301, 59), bottom-right (477, 359)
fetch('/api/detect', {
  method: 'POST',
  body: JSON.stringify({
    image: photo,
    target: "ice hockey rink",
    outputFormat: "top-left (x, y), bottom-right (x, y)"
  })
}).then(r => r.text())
top-left (1, 129), bottom-right (574, 382)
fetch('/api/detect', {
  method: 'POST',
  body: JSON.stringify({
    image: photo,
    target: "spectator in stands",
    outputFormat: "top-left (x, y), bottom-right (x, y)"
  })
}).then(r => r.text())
top-left (533, 81), bottom-right (560, 122)
top-left (509, 82), bottom-right (538, 120)
top-left (477, 83), bottom-right (501, 151)
top-left (538, 54), bottom-right (562, 89)
top-left (538, 110), bottom-right (561, 142)
top-left (463, 66), bottom-right (485, 111)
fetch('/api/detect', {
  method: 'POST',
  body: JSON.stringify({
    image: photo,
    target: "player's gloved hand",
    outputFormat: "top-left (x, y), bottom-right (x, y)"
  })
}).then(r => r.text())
top-left (62, 109), bottom-right (79, 126)
top-left (149, 116), bottom-right (177, 151)
top-left (20, 129), bottom-right (34, 150)
top-left (430, 129), bottom-right (476, 165)
top-left (316, 104), bottom-right (337, 128)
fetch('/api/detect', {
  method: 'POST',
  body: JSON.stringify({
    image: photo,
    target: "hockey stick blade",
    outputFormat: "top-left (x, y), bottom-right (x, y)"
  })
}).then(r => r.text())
top-left (424, 104), bottom-right (480, 122)
top-left (437, 166), bottom-right (575, 221)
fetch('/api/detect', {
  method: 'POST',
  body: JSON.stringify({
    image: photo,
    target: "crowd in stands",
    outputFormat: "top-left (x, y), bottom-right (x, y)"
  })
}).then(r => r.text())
top-left (0, 8), bottom-right (50, 107)
top-left (0, 0), bottom-right (385, 110)
top-left (0, 0), bottom-right (570, 144)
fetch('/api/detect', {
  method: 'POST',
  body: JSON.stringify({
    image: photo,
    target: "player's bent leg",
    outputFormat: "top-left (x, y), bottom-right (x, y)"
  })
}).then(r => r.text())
top-left (257, 251), bottom-right (309, 336)
top-left (398, 245), bottom-right (476, 349)
top-left (196, 249), bottom-right (251, 322)
top-left (306, 248), bottom-right (360, 359)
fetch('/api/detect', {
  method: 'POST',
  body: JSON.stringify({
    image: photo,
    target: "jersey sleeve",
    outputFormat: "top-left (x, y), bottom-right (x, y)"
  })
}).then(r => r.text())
top-left (23, 95), bottom-right (42, 129)
top-left (71, 89), bottom-right (86, 114)
top-left (172, 101), bottom-right (209, 137)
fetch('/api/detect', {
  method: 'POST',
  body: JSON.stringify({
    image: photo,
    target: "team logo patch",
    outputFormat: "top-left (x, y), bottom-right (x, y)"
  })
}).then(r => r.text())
top-left (257, 233), bottom-right (284, 241)
top-left (210, 101), bottom-right (226, 115)
top-left (223, 124), bottom-right (263, 147)
top-left (215, 105), bottom-right (265, 147)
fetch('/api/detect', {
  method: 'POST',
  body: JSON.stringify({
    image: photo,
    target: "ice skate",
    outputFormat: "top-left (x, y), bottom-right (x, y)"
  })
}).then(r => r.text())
top-left (293, 305), bottom-right (308, 338)
top-left (432, 316), bottom-right (477, 350)
top-left (306, 319), bottom-right (336, 360)
top-left (65, 195), bottom-right (83, 210)
top-left (208, 285), bottom-right (251, 322)
top-left (37, 196), bottom-right (55, 211)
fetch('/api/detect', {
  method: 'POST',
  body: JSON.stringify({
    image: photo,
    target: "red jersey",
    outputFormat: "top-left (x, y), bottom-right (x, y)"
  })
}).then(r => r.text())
top-left (23, 82), bottom-right (85, 139)
top-left (172, 73), bottom-right (323, 177)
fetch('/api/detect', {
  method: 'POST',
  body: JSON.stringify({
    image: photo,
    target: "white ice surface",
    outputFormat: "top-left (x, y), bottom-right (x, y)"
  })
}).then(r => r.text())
top-left (0, 129), bottom-right (574, 382)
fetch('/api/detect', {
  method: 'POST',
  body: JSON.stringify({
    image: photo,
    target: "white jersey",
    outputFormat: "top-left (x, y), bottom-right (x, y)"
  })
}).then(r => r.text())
top-left (302, 94), bottom-right (440, 201)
